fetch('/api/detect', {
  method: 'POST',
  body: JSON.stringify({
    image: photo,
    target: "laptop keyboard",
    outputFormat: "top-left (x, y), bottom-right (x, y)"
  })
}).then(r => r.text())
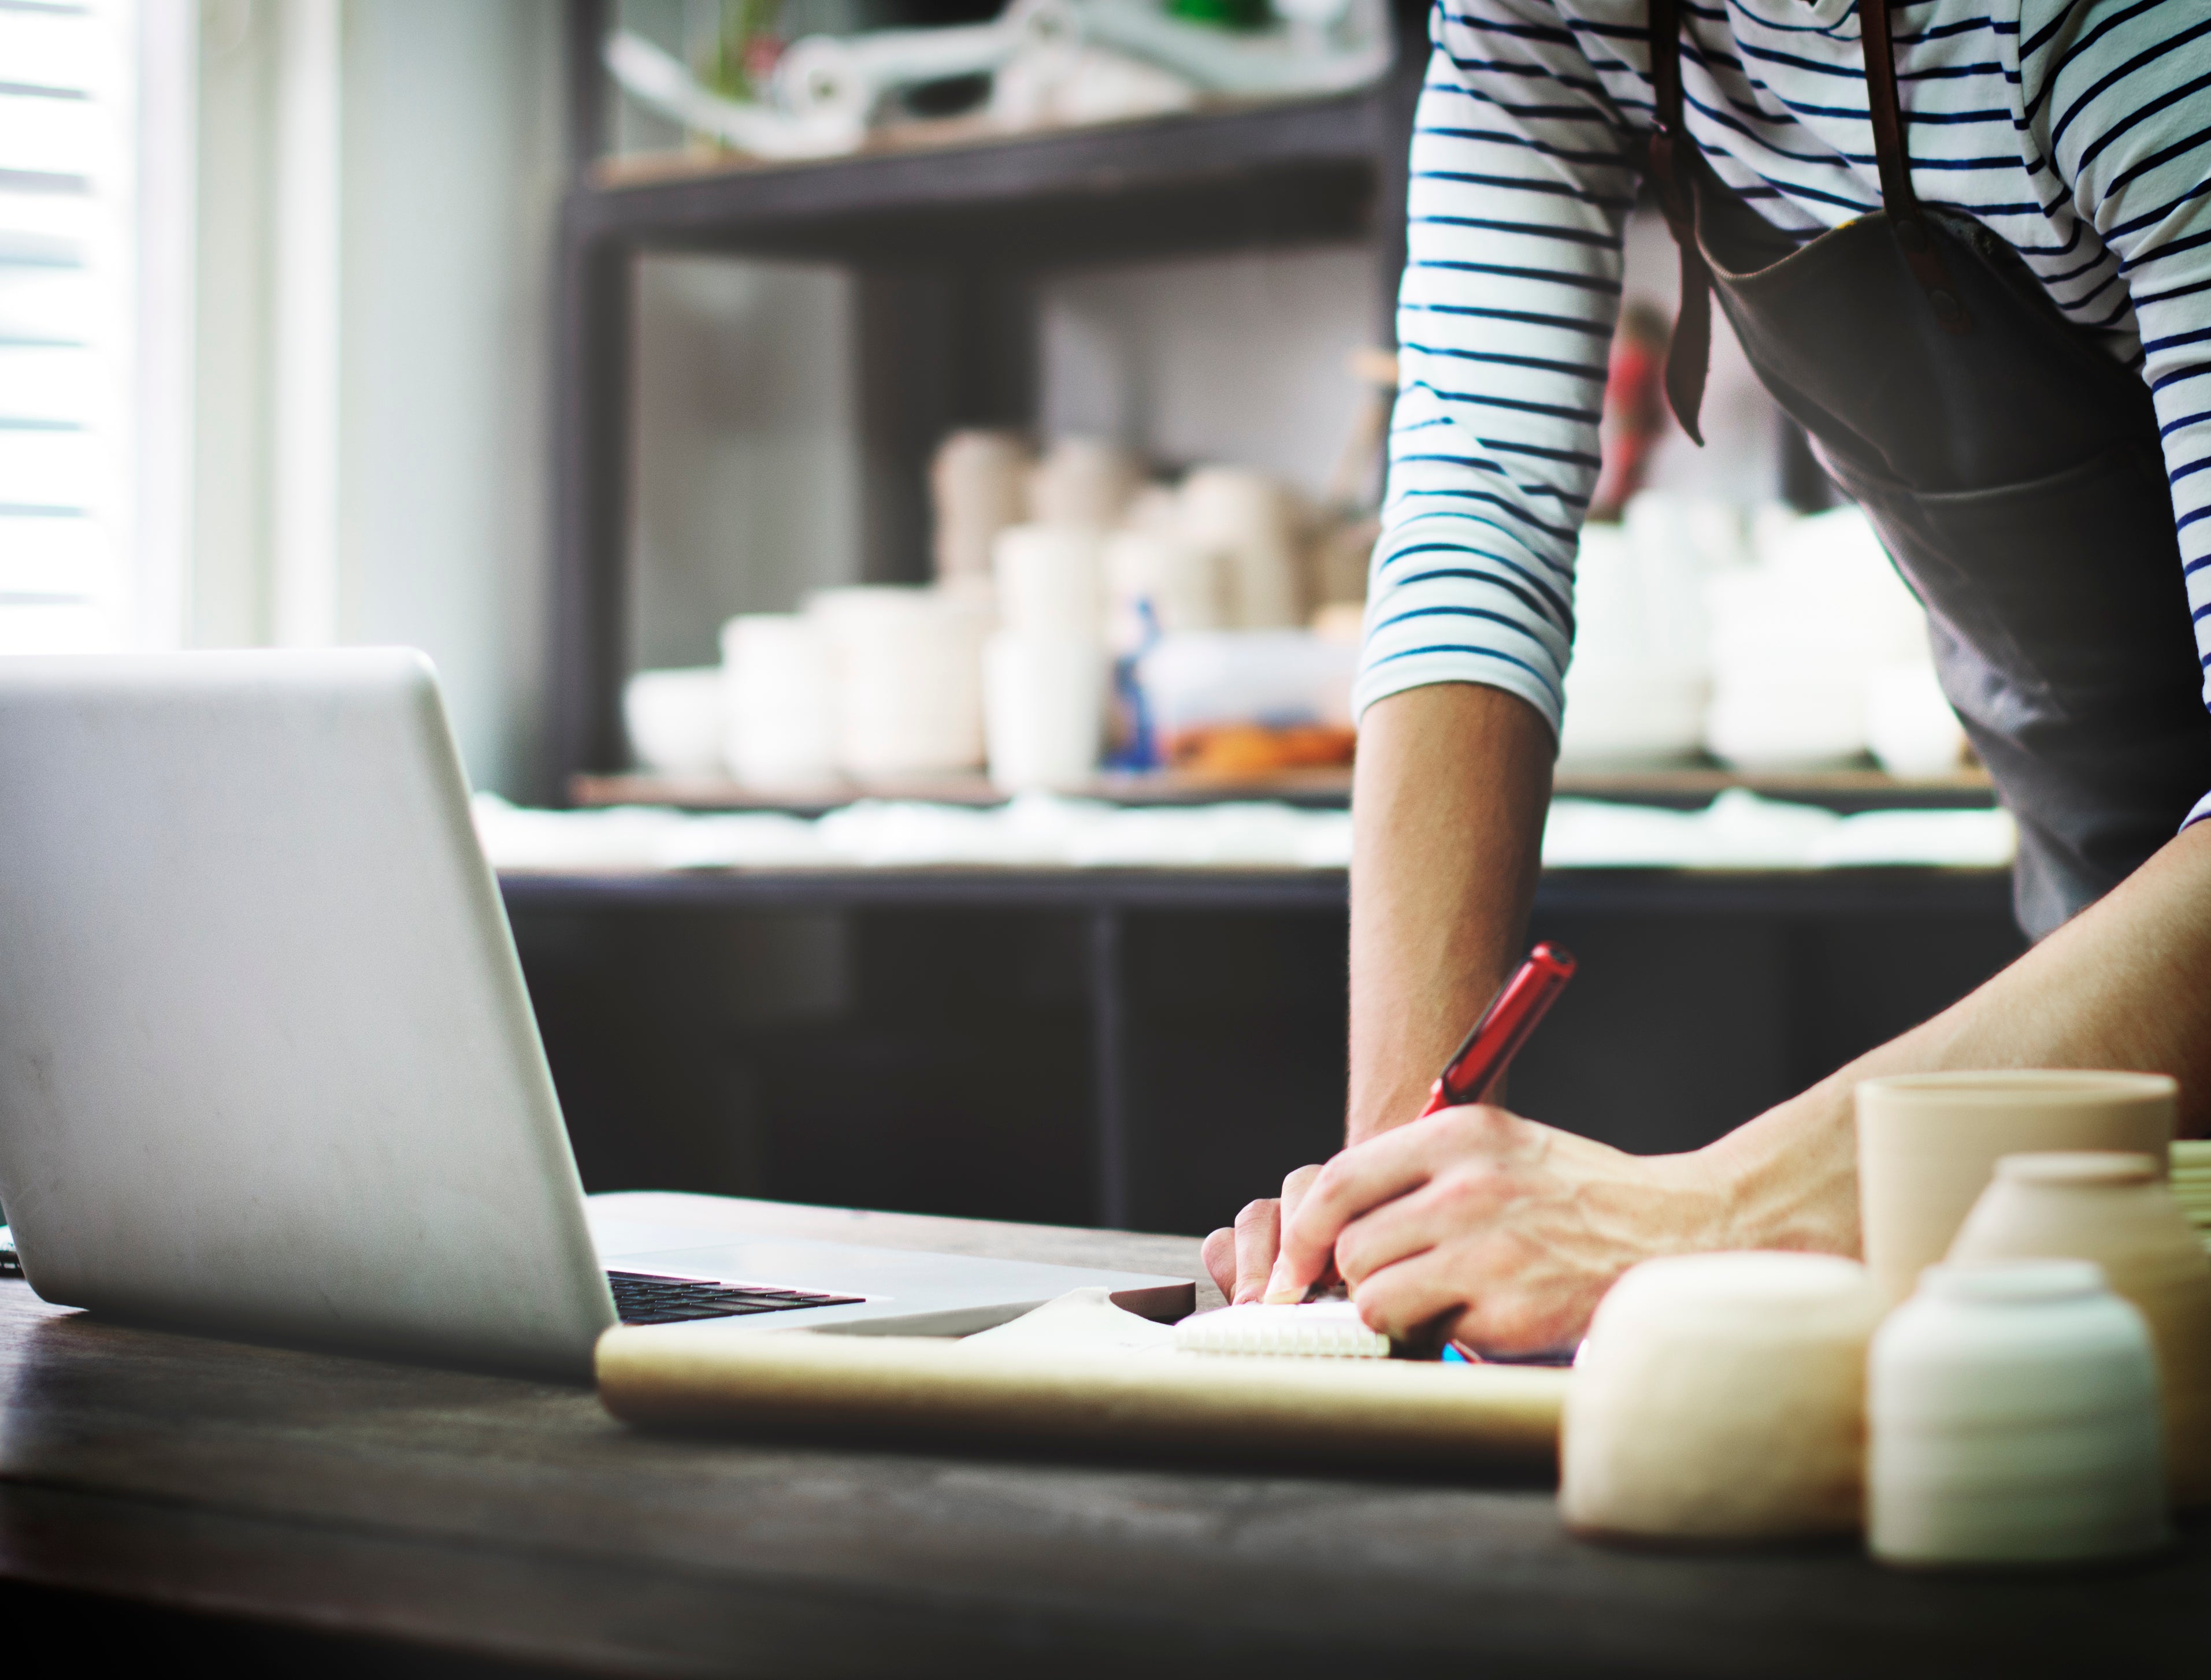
top-left (607, 1269), bottom-right (862, 1326)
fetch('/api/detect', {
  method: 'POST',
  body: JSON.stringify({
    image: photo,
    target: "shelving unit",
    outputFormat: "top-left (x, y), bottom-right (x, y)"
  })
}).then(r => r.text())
top-left (533, 8), bottom-right (2029, 1236)
top-left (550, 0), bottom-right (1430, 800)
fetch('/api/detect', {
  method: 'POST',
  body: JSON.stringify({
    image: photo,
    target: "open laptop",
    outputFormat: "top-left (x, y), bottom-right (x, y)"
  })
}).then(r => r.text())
top-left (0, 649), bottom-right (1191, 1379)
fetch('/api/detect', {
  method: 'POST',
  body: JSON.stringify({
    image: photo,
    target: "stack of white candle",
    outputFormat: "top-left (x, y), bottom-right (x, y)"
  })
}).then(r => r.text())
top-left (986, 526), bottom-right (1108, 791)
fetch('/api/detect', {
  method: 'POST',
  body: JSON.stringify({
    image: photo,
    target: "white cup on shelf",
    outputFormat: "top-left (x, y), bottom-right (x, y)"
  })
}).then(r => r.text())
top-left (623, 667), bottom-right (726, 776)
top-left (984, 631), bottom-right (1106, 792)
top-left (810, 586), bottom-right (988, 779)
top-left (719, 615), bottom-right (837, 789)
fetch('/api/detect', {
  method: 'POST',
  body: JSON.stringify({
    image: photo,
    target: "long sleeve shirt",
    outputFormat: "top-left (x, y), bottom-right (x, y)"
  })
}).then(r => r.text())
top-left (1360, 0), bottom-right (2211, 812)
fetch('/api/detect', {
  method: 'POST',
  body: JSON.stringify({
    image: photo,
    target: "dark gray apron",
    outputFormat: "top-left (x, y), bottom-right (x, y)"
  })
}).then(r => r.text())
top-left (1644, 0), bottom-right (2211, 938)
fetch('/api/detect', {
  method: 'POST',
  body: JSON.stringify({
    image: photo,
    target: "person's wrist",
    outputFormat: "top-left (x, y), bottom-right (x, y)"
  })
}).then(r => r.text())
top-left (1344, 1082), bottom-right (1430, 1144)
top-left (1686, 1086), bottom-right (1858, 1256)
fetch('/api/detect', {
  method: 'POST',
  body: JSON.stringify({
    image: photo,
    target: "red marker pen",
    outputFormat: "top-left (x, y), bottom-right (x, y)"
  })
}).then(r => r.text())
top-left (1419, 942), bottom-right (1577, 1116)
top-left (1294, 944), bottom-right (1576, 1304)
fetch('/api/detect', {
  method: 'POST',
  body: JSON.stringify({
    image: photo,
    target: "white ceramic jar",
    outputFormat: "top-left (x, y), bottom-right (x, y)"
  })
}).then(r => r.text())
top-left (1868, 1260), bottom-right (2168, 1569)
top-left (1560, 1252), bottom-right (1880, 1543)
top-left (1947, 1151), bottom-right (2211, 1508)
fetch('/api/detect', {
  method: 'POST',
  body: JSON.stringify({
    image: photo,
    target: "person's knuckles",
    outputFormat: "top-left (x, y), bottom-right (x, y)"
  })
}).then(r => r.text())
top-left (1331, 1214), bottom-right (1403, 1286)
top-left (1233, 1197), bottom-right (1278, 1233)
top-left (1279, 1162), bottom-right (1322, 1213)
top-left (1201, 1225), bottom-right (1234, 1278)
top-left (1433, 1102), bottom-right (1522, 1154)
top-left (1305, 1153), bottom-right (1360, 1217)
top-left (1430, 1159), bottom-right (1509, 1216)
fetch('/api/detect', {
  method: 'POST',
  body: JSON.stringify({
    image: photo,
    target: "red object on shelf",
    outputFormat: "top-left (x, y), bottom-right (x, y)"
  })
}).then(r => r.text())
top-left (1420, 943), bottom-right (1578, 1115)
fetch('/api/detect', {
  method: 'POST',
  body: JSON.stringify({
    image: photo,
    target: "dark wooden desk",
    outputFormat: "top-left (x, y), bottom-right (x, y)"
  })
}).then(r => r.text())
top-left (0, 1195), bottom-right (2198, 1677)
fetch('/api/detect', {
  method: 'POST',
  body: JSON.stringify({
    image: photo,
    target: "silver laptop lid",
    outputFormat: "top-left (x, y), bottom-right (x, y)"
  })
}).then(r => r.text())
top-left (0, 649), bottom-right (614, 1376)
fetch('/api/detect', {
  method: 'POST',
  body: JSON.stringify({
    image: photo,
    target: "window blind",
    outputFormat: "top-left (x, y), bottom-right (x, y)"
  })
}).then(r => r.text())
top-left (0, 0), bottom-right (133, 655)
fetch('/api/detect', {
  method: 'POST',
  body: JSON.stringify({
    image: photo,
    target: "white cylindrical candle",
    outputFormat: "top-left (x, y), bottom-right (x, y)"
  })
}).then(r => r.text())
top-left (984, 631), bottom-right (1106, 792)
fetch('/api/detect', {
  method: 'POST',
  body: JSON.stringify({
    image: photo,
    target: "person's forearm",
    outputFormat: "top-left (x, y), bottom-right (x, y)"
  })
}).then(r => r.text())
top-left (1347, 683), bottom-right (1554, 1143)
top-left (1708, 819), bottom-right (2211, 1257)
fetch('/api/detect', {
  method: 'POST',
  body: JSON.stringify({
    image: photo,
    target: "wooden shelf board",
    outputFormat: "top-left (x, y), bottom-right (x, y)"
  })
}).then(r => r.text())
top-left (570, 763), bottom-right (1995, 815)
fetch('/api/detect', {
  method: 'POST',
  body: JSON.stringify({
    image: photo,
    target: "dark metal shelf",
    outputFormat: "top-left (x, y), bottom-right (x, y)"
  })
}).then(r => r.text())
top-left (570, 92), bottom-right (1390, 266)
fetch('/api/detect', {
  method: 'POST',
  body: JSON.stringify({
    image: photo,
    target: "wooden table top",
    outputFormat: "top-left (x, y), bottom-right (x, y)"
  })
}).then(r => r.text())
top-left (0, 1192), bottom-right (2198, 1677)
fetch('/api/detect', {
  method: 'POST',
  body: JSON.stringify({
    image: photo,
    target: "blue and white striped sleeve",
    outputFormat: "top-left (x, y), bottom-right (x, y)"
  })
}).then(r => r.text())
top-left (1355, 0), bottom-right (1641, 738)
top-left (2019, 0), bottom-right (2211, 824)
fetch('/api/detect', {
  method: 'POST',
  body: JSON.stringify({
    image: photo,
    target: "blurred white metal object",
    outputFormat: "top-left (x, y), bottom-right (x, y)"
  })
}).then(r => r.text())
top-left (772, 0), bottom-right (1079, 128)
top-left (606, 0), bottom-right (1391, 162)
top-left (1073, 0), bottom-right (1388, 97)
top-left (603, 28), bottom-right (865, 159)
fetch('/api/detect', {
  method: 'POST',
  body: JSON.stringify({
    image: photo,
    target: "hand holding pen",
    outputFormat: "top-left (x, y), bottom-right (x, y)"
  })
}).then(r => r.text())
top-left (1265, 945), bottom-right (1576, 1306)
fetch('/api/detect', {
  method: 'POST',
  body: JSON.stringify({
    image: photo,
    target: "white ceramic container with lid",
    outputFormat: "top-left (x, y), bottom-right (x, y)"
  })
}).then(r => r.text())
top-left (1868, 1260), bottom-right (2168, 1569)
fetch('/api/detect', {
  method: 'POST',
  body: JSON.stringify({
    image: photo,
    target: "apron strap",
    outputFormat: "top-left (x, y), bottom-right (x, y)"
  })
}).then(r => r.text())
top-left (1858, 0), bottom-right (1973, 334)
top-left (1642, 0), bottom-right (1970, 443)
top-left (1645, 0), bottom-right (1712, 444)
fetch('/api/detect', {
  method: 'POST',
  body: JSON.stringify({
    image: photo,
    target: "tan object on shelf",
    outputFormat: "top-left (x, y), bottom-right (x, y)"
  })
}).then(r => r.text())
top-left (2172, 1140), bottom-right (2211, 1258)
top-left (1948, 1151), bottom-right (2211, 1507)
top-left (1306, 508), bottom-right (1379, 608)
top-left (931, 429), bottom-right (1034, 583)
top-left (596, 1325), bottom-right (1566, 1473)
top-left (1856, 1072), bottom-right (2177, 1307)
top-left (1181, 465), bottom-right (1304, 628)
top-left (1029, 436), bottom-right (1141, 530)
top-left (1560, 1252), bottom-right (1880, 1543)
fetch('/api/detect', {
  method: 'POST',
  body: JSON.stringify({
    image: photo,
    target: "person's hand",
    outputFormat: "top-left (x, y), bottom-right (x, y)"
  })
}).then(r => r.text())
top-left (1264, 1105), bottom-right (1735, 1355)
top-left (1202, 1164), bottom-right (1322, 1304)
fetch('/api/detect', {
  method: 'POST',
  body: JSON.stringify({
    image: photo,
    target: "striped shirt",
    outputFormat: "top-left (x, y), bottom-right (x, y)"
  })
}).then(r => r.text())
top-left (1359, 0), bottom-right (2211, 804)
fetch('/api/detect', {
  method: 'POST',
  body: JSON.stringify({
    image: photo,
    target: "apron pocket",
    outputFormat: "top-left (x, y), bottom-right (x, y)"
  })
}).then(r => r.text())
top-left (1824, 444), bottom-right (2197, 711)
